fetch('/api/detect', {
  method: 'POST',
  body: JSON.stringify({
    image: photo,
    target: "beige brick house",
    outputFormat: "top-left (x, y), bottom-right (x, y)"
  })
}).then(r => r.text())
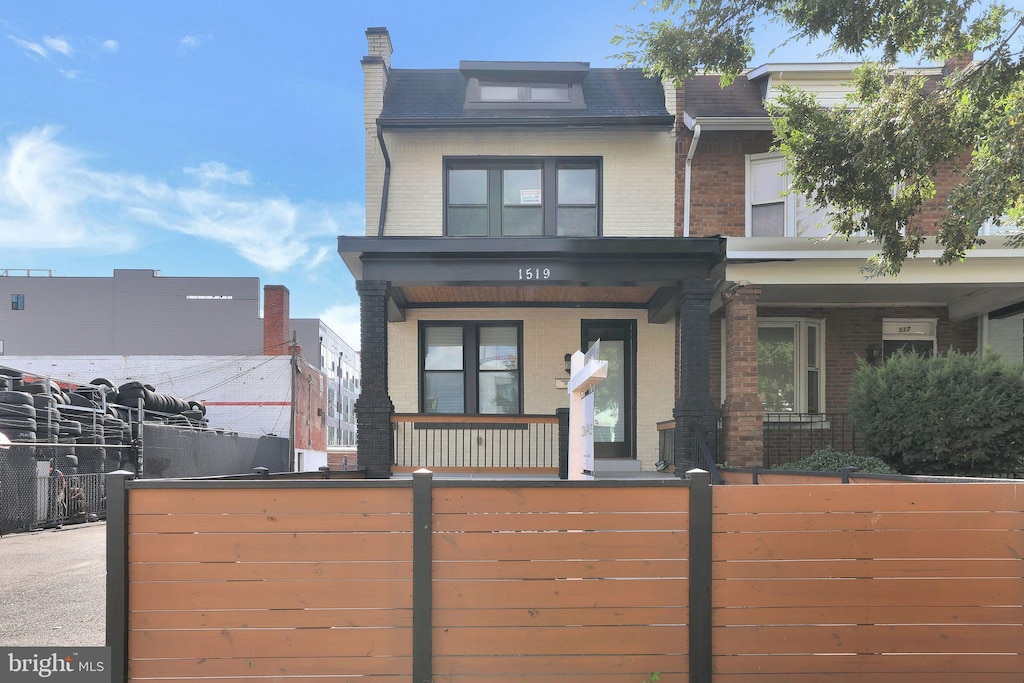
top-left (339, 28), bottom-right (723, 477)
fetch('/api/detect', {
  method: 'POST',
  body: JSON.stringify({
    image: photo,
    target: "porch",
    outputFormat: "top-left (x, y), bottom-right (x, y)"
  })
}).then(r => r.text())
top-left (338, 236), bottom-right (726, 479)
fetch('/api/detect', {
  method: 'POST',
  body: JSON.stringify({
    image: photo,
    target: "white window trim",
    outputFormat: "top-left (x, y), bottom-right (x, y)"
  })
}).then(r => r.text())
top-left (758, 317), bottom-right (826, 414)
top-left (745, 152), bottom-right (789, 237)
top-left (882, 318), bottom-right (937, 356)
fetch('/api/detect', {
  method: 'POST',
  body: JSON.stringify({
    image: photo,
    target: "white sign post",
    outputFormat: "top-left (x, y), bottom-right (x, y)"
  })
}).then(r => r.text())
top-left (567, 341), bottom-right (607, 481)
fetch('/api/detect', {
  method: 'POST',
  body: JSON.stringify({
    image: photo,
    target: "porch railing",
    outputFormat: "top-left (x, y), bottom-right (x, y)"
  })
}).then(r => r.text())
top-left (657, 418), bottom-right (722, 477)
top-left (763, 412), bottom-right (859, 468)
top-left (392, 414), bottom-right (560, 469)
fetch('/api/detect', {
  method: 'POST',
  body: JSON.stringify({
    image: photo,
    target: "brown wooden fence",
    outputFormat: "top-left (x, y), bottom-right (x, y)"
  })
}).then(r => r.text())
top-left (107, 473), bottom-right (1022, 682)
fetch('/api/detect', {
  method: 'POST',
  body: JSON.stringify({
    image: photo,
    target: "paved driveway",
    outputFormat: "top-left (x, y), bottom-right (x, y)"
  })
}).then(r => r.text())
top-left (0, 522), bottom-right (105, 647)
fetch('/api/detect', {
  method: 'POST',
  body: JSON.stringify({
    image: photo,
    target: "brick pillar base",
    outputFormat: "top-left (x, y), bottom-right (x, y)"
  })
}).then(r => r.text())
top-left (721, 405), bottom-right (764, 468)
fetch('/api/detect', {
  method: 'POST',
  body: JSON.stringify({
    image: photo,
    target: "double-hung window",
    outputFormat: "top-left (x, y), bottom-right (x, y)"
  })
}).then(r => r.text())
top-left (421, 322), bottom-right (522, 414)
top-left (746, 152), bottom-right (830, 238)
top-left (758, 319), bottom-right (824, 413)
top-left (446, 158), bottom-right (600, 237)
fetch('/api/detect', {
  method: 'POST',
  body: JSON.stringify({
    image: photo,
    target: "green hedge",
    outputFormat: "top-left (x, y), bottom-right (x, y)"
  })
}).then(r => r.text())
top-left (849, 350), bottom-right (1024, 475)
top-left (772, 447), bottom-right (896, 474)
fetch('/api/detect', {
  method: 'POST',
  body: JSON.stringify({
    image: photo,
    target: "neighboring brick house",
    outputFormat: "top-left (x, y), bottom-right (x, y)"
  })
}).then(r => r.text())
top-left (339, 28), bottom-right (724, 478)
top-left (678, 62), bottom-right (1024, 467)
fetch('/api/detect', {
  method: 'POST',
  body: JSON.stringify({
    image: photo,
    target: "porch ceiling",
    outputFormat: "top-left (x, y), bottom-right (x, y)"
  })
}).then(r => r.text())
top-left (753, 282), bottom-right (1024, 321)
top-left (339, 236), bottom-right (726, 323)
top-left (400, 284), bottom-right (658, 305)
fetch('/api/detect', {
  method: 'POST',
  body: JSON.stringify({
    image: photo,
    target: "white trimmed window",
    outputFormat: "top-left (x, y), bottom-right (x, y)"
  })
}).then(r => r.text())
top-left (758, 318), bottom-right (825, 413)
top-left (746, 152), bottom-right (830, 238)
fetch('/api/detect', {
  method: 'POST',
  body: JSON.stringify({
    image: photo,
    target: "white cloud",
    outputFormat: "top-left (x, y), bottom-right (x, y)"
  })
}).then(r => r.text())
top-left (58, 69), bottom-right (78, 80)
top-left (319, 304), bottom-right (361, 351)
top-left (184, 161), bottom-right (251, 187)
top-left (179, 35), bottom-right (200, 50)
top-left (0, 126), bottom-right (364, 272)
top-left (307, 246), bottom-right (332, 271)
top-left (100, 39), bottom-right (119, 53)
top-left (9, 35), bottom-right (47, 58)
top-left (42, 36), bottom-right (72, 56)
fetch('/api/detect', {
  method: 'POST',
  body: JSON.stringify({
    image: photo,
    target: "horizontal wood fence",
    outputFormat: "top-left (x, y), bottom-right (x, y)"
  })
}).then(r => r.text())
top-left (107, 473), bottom-right (1022, 682)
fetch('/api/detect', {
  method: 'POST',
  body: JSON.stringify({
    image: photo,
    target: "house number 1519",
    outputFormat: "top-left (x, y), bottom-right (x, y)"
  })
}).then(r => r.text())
top-left (518, 267), bottom-right (551, 280)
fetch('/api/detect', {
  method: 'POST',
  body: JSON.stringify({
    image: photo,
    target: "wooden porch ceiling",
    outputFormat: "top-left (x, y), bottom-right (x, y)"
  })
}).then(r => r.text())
top-left (399, 284), bottom-right (659, 305)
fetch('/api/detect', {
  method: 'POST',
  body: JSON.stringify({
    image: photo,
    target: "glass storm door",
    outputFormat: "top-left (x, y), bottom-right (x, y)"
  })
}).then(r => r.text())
top-left (582, 320), bottom-right (636, 459)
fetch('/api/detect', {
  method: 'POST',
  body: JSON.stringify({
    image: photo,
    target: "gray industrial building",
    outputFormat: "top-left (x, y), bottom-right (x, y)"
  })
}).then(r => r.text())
top-left (0, 268), bottom-right (359, 451)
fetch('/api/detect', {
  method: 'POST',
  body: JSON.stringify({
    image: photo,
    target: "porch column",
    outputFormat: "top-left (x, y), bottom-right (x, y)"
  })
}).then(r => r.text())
top-left (722, 284), bottom-right (763, 467)
top-left (674, 279), bottom-right (716, 471)
top-left (355, 280), bottom-right (394, 478)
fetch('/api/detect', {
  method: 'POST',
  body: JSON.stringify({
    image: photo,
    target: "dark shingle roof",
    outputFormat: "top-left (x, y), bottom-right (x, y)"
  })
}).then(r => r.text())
top-left (683, 75), bottom-right (767, 119)
top-left (379, 68), bottom-right (672, 127)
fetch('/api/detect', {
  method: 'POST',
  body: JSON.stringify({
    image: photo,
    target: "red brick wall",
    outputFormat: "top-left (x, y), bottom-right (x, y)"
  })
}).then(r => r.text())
top-left (677, 128), bottom-right (774, 238)
top-left (908, 151), bottom-right (972, 236)
top-left (293, 357), bottom-right (328, 455)
top-left (672, 85), bottom-right (971, 239)
top-left (761, 305), bottom-right (978, 414)
top-left (263, 285), bottom-right (291, 355)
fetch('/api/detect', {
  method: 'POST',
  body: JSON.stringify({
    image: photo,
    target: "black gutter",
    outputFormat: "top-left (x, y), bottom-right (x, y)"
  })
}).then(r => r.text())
top-left (376, 122), bottom-right (391, 237)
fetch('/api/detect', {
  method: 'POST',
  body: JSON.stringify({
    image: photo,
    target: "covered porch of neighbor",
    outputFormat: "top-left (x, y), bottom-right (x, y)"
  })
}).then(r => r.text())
top-left (713, 236), bottom-right (1024, 468)
top-left (338, 236), bottom-right (725, 478)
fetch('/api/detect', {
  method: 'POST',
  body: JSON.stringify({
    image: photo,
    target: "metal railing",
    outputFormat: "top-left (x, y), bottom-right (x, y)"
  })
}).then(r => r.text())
top-left (392, 414), bottom-right (560, 469)
top-left (657, 419), bottom-right (723, 482)
top-left (762, 412), bottom-right (859, 468)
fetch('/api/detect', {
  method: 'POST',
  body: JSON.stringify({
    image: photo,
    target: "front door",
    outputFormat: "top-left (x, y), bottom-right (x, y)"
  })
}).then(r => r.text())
top-left (582, 320), bottom-right (636, 459)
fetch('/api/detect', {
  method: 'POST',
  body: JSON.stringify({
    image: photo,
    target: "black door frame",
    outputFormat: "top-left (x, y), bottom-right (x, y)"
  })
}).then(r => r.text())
top-left (581, 319), bottom-right (637, 459)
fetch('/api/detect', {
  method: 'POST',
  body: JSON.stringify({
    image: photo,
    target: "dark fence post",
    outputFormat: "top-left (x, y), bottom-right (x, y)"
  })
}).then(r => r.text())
top-left (688, 468), bottom-right (713, 683)
top-left (412, 469), bottom-right (433, 683)
top-left (105, 470), bottom-right (134, 683)
top-left (556, 408), bottom-right (569, 480)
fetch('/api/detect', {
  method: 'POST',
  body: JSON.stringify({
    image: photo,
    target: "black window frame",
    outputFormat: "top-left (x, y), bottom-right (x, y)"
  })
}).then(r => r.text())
top-left (419, 320), bottom-right (524, 415)
top-left (11, 294), bottom-right (24, 311)
top-left (444, 157), bottom-right (602, 237)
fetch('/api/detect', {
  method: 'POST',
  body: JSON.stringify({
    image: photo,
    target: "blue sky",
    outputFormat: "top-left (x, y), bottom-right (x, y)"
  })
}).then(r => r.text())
top-left (0, 2), bottom-right (861, 349)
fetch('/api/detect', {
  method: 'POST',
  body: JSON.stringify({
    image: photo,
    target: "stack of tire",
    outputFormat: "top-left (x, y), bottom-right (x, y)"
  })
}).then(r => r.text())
top-left (115, 381), bottom-right (208, 429)
top-left (0, 389), bottom-right (38, 534)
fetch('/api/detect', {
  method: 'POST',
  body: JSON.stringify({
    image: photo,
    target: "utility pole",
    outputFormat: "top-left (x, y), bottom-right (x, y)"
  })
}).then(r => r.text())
top-left (289, 330), bottom-right (298, 472)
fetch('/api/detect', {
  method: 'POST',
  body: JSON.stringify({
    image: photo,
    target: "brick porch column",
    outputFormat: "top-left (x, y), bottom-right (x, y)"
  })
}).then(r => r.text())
top-left (355, 280), bottom-right (394, 478)
top-left (722, 284), bottom-right (763, 467)
top-left (674, 279), bottom-right (717, 471)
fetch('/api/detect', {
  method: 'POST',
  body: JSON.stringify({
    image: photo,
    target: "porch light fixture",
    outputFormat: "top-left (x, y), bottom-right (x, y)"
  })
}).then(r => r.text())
top-left (866, 345), bottom-right (883, 366)
top-left (564, 353), bottom-right (572, 375)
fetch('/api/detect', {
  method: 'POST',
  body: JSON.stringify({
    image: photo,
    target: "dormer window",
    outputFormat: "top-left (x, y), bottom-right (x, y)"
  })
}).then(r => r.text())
top-left (461, 61), bottom-right (587, 110)
top-left (478, 83), bottom-right (571, 103)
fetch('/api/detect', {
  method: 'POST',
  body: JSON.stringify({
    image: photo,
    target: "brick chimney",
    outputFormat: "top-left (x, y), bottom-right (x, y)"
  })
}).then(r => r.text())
top-left (943, 51), bottom-right (974, 76)
top-left (363, 27), bottom-right (392, 236)
top-left (263, 285), bottom-right (291, 355)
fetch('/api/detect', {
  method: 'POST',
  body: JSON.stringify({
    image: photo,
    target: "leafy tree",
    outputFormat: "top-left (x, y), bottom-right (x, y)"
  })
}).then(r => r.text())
top-left (613, 0), bottom-right (1023, 275)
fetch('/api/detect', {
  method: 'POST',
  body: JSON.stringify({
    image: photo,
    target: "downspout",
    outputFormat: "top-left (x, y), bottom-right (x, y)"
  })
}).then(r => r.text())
top-left (376, 123), bottom-right (391, 237)
top-left (683, 123), bottom-right (702, 238)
